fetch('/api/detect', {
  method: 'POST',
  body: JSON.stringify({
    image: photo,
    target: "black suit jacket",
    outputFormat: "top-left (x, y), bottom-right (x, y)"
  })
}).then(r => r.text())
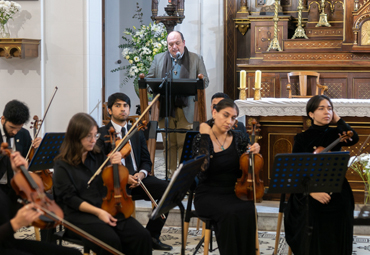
top-left (97, 122), bottom-right (152, 174)
top-left (0, 128), bottom-right (32, 191)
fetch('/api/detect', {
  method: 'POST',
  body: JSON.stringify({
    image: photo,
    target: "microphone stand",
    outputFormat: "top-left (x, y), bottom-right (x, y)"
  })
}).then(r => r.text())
top-left (160, 54), bottom-right (179, 181)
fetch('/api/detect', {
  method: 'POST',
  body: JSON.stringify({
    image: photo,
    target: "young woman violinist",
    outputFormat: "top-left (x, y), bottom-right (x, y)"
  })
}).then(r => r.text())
top-left (0, 151), bottom-right (81, 255)
top-left (53, 113), bottom-right (152, 255)
top-left (192, 99), bottom-right (260, 255)
top-left (284, 95), bottom-right (359, 255)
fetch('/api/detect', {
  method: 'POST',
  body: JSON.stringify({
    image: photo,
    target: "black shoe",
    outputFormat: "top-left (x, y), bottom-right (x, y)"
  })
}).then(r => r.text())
top-left (152, 237), bottom-right (172, 251)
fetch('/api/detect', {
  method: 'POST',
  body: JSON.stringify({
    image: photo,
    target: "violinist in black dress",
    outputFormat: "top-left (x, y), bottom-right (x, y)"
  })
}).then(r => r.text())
top-left (284, 95), bottom-right (359, 255)
top-left (192, 99), bottom-right (260, 255)
top-left (53, 113), bottom-right (152, 255)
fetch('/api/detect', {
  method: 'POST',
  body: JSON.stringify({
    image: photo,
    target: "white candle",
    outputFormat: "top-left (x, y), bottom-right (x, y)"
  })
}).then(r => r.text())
top-left (240, 70), bottom-right (246, 89)
top-left (255, 70), bottom-right (261, 89)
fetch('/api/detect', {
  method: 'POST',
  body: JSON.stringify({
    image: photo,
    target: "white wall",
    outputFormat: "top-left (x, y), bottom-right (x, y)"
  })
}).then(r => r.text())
top-left (0, 0), bottom-right (102, 136)
top-left (105, 0), bottom-right (224, 119)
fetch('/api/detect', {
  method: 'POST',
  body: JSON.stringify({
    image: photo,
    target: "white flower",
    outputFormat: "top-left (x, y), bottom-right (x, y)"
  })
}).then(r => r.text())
top-left (134, 56), bottom-right (140, 62)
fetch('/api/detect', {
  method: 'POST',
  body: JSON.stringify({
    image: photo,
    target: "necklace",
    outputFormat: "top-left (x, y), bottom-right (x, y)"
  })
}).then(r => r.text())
top-left (211, 128), bottom-right (227, 150)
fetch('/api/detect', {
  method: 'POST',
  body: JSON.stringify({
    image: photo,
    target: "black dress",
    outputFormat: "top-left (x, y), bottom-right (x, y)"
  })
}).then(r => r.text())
top-left (192, 131), bottom-right (256, 255)
top-left (284, 119), bottom-right (359, 255)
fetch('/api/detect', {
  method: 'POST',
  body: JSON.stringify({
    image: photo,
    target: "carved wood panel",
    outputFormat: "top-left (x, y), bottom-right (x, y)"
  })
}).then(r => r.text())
top-left (320, 77), bottom-right (348, 98)
top-left (354, 78), bottom-right (370, 99)
top-left (248, 72), bottom-right (276, 98)
top-left (255, 25), bottom-right (284, 53)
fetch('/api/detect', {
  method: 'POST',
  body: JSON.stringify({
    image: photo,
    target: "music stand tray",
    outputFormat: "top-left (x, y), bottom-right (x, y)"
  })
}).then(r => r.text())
top-left (268, 152), bottom-right (350, 194)
top-left (179, 131), bottom-right (199, 164)
top-left (28, 132), bottom-right (65, 172)
top-left (151, 154), bottom-right (205, 255)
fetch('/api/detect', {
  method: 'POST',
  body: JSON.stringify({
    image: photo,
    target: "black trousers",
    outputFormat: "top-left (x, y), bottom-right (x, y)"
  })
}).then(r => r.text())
top-left (129, 175), bottom-right (169, 239)
top-left (67, 216), bottom-right (152, 255)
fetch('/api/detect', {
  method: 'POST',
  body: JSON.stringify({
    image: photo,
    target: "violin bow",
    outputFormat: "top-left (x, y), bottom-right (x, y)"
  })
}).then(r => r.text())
top-left (87, 94), bottom-right (160, 187)
top-left (25, 87), bottom-right (58, 160)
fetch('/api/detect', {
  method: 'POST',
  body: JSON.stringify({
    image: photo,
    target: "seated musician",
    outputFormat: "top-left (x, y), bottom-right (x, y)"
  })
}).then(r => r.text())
top-left (0, 100), bottom-right (41, 213)
top-left (210, 92), bottom-right (247, 134)
top-left (192, 98), bottom-right (260, 254)
top-left (0, 151), bottom-right (80, 255)
top-left (53, 113), bottom-right (152, 255)
top-left (284, 95), bottom-right (359, 255)
top-left (96, 92), bottom-right (172, 251)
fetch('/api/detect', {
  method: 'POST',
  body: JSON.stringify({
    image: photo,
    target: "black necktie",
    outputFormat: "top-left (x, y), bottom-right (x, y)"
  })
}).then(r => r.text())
top-left (122, 127), bottom-right (135, 175)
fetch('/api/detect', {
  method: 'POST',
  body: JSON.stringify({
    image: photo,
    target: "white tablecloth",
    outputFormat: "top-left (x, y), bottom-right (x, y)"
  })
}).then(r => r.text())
top-left (235, 98), bottom-right (370, 117)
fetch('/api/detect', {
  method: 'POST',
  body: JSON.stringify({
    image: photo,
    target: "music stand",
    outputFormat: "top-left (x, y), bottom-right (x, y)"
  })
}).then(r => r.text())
top-left (140, 77), bottom-right (205, 181)
top-left (268, 151), bottom-right (350, 255)
top-left (151, 154), bottom-right (205, 255)
top-left (179, 131), bottom-right (199, 164)
top-left (28, 132), bottom-right (65, 172)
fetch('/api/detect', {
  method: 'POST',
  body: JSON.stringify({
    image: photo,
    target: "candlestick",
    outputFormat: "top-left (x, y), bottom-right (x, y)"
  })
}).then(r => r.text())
top-left (238, 87), bottom-right (248, 100)
top-left (240, 70), bottom-right (247, 89)
top-left (253, 88), bottom-right (262, 100)
top-left (255, 70), bottom-right (261, 89)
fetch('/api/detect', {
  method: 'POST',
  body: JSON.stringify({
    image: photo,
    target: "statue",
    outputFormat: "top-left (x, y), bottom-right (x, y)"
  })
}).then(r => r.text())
top-left (260, 0), bottom-right (283, 15)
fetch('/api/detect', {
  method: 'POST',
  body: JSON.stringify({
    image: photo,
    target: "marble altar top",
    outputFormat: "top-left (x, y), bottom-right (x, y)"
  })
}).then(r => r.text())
top-left (235, 98), bottom-right (370, 117)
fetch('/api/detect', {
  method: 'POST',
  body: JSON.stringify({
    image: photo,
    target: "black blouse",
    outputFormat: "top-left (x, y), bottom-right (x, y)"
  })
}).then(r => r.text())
top-left (53, 151), bottom-right (108, 224)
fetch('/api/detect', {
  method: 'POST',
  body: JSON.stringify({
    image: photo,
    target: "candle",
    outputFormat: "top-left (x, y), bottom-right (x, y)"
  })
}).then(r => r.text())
top-left (255, 70), bottom-right (261, 89)
top-left (240, 70), bottom-right (246, 89)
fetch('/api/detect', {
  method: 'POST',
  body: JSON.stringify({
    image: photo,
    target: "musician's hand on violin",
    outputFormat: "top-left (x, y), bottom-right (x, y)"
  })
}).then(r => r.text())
top-left (199, 123), bottom-right (212, 135)
top-left (128, 175), bottom-right (139, 189)
top-left (10, 151), bottom-right (28, 171)
top-left (10, 203), bottom-right (43, 231)
top-left (97, 209), bottom-right (117, 227)
top-left (310, 192), bottom-right (331, 204)
top-left (110, 151), bottom-right (122, 165)
top-left (32, 137), bottom-right (42, 149)
top-left (248, 143), bottom-right (260, 154)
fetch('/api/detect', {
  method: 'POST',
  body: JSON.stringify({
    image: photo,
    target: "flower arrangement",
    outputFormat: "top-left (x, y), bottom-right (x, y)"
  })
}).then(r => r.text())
top-left (349, 153), bottom-right (370, 204)
top-left (0, 0), bottom-right (21, 37)
top-left (111, 3), bottom-right (168, 99)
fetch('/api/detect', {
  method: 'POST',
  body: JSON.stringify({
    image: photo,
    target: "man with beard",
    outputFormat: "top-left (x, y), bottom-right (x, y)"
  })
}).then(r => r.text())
top-left (147, 31), bottom-right (209, 178)
top-left (0, 100), bottom-right (41, 201)
top-left (97, 92), bottom-right (172, 251)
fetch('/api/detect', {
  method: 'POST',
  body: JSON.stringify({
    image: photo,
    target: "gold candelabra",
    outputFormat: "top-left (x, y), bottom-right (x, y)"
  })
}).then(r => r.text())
top-left (316, 0), bottom-right (331, 27)
top-left (267, 0), bottom-right (282, 51)
top-left (292, 0), bottom-right (308, 39)
top-left (238, 87), bottom-right (248, 100)
top-left (253, 88), bottom-right (262, 100)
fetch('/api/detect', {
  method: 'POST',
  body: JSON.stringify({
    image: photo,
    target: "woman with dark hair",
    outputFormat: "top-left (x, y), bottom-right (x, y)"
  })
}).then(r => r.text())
top-left (284, 95), bottom-right (359, 255)
top-left (53, 113), bottom-right (152, 255)
top-left (192, 98), bottom-right (260, 255)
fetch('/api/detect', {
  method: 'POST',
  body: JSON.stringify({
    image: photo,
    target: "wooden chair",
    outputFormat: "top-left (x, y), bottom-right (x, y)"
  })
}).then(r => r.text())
top-left (287, 71), bottom-right (328, 98)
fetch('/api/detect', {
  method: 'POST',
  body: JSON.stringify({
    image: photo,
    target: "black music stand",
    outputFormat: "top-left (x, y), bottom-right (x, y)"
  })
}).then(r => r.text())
top-left (141, 77), bottom-right (205, 181)
top-left (151, 154), bottom-right (206, 255)
top-left (28, 132), bottom-right (65, 172)
top-left (179, 131), bottom-right (199, 164)
top-left (268, 151), bottom-right (350, 255)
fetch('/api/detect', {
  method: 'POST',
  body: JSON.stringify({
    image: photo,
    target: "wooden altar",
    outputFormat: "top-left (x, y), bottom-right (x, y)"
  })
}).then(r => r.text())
top-left (224, 0), bottom-right (370, 202)
top-left (235, 98), bottom-right (370, 203)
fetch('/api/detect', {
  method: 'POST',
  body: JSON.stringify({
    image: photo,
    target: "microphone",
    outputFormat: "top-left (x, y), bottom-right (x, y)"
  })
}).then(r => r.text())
top-left (174, 52), bottom-right (181, 63)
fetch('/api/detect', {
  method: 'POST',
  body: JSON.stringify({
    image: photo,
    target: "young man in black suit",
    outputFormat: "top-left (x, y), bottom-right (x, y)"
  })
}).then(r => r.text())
top-left (0, 100), bottom-right (41, 201)
top-left (97, 92), bottom-right (172, 251)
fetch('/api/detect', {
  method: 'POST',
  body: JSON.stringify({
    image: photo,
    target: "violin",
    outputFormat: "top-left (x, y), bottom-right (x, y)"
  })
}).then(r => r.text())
top-left (313, 130), bottom-right (353, 154)
top-left (234, 119), bottom-right (264, 255)
top-left (235, 119), bottom-right (264, 201)
top-left (1, 143), bottom-right (63, 229)
top-left (26, 87), bottom-right (58, 192)
top-left (28, 115), bottom-right (53, 192)
top-left (101, 127), bottom-right (135, 219)
top-left (2, 143), bottom-right (125, 255)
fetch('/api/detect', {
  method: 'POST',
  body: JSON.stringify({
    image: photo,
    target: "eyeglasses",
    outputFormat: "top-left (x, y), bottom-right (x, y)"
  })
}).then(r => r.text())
top-left (85, 133), bottom-right (101, 141)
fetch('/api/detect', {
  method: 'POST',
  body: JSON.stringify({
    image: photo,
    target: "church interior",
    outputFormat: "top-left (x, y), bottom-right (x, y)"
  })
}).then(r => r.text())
top-left (1, 0), bottom-right (370, 254)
